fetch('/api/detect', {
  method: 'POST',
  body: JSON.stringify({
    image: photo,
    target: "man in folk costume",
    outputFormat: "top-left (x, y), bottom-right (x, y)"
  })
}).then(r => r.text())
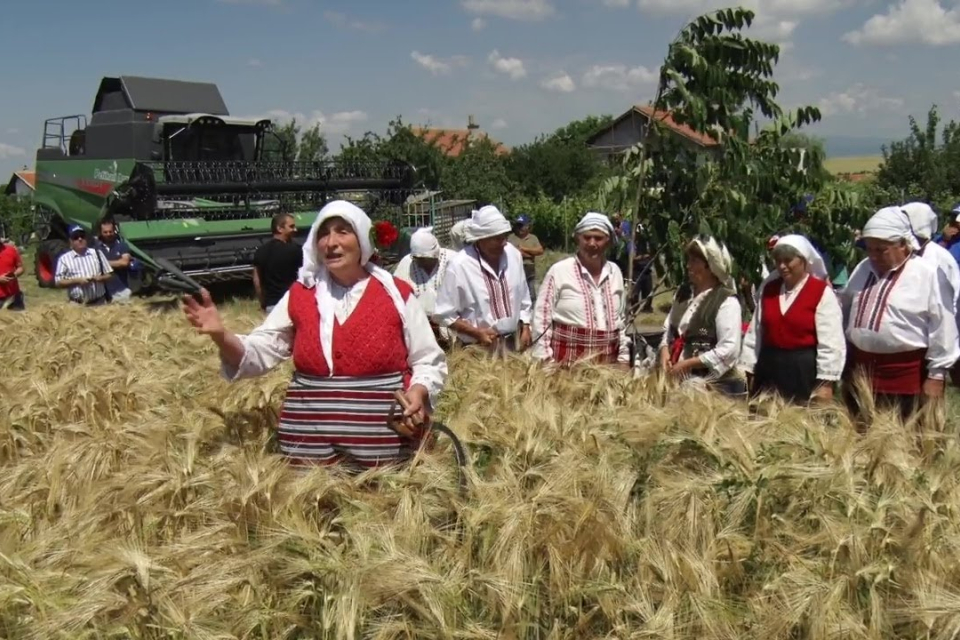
top-left (840, 206), bottom-right (960, 423)
top-left (531, 212), bottom-right (631, 369)
top-left (181, 200), bottom-right (447, 470)
top-left (393, 227), bottom-right (455, 347)
top-left (658, 235), bottom-right (747, 397)
top-left (740, 235), bottom-right (846, 404)
top-left (434, 205), bottom-right (533, 353)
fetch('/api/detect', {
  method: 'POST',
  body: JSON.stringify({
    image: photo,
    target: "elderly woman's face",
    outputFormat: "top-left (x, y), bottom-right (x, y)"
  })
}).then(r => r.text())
top-left (317, 217), bottom-right (362, 272)
top-left (774, 249), bottom-right (807, 288)
top-left (475, 233), bottom-right (509, 261)
top-left (686, 252), bottom-right (714, 287)
top-left (864, 237), bottom-right (910, 274)
top-left (576, 229), bottom-right (610, 260)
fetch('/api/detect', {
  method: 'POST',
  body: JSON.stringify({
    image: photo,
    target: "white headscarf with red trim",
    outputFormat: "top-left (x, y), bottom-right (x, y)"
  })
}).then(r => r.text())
top-left (298, 199), bottom-right (407, 375)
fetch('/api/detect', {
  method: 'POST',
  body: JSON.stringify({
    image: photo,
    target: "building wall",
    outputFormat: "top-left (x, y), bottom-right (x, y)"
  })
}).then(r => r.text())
top-left (11, 180), bottom-right (33, 198)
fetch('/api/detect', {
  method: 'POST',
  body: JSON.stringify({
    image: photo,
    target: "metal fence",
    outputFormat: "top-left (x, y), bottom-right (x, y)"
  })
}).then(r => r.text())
top-left (404, 194), bottom-right (475, 248)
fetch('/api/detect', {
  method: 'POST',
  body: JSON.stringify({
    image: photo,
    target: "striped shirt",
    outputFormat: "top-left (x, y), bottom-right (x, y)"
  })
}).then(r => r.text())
top-left (55, 248), bottom-right (113, 303)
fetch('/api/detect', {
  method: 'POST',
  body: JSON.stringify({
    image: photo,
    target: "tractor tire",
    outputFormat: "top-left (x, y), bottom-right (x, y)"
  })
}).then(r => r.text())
top-left (35, 238), bottom-right (69, 288)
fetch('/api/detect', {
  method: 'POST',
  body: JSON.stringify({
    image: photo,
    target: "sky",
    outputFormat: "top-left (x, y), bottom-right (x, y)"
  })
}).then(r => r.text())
top-left (2, 0), bottom-right (960, 180)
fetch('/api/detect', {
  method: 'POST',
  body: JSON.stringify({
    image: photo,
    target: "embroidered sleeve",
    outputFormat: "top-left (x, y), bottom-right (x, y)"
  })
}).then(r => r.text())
top-left (738, 297), bottom-right (762, 374)
top-left (698, 297), bottom-right (742, 376)
top-left (530, 268), bottom-right (558, 361)
top-left (518, 257), bottom-right (533, 325)
top-left (924, 273), bottom-right (960, 378)
top-left (221, 293), bottom-right (294, 381)
top-left (814, 285), bottom-right (846, 381)
top-left (402, 294), bottom-right (448, 408)
top-left (432, 259), bottom-right (466, 328)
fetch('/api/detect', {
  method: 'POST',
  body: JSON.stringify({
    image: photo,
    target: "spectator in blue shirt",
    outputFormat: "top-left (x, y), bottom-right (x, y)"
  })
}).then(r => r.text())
top-left (92, 219), bottom-right (133, 303)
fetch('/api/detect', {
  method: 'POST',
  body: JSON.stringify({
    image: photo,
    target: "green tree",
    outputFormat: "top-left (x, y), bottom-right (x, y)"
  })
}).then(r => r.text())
top-left (0, 195), bottom-right (33, 246)
top-left (262, 119), bottom-right (300, 162)
top-left (442, 136), bottom-right (515, 205)
top-left (602, 6), bottom-right (824, 293)
top-left (508, 115), bottom-right (614, 202)
top-left (875, 105), bottom-right (960, 211)
top-left (297, 123), bottom-right (328, 162)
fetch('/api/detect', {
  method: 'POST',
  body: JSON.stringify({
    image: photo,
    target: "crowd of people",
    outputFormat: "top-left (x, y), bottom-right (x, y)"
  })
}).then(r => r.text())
top-left (180, 198), bottom-right (960, 471)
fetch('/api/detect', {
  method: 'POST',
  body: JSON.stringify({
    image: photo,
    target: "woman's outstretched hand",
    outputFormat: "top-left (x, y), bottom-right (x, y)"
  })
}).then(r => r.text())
top-left (182, 288), bottom-right (225, 337)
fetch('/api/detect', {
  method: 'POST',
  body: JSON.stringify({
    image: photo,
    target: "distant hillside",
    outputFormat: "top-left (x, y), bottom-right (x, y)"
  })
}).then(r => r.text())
top-left (822, 135), bottom-right (893, 158)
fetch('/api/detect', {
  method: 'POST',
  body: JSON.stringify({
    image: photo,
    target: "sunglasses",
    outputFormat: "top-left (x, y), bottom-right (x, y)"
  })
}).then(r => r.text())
top-left (70, 233), bottom-right (86, 240)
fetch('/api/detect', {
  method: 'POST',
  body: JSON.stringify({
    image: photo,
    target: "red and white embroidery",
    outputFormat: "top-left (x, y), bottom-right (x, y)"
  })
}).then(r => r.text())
top-left (477, 254), bottom-right (512, 320)
top-left (853, 267), bottom-right (906, 332)
top-left (572, 259), bottom-right (616, 331)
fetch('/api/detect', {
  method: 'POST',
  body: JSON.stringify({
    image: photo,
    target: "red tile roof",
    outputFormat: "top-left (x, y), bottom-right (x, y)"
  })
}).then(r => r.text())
top-left (14, 170), bottom-right (35, 189)
top-left (633, 105), bottom-right (721, 147)
top-left (411, 127), bottom-right (509, 157)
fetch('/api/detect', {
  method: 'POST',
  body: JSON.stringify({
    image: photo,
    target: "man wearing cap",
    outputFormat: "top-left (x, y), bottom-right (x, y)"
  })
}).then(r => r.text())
top-left (434, 205), bottom-right (533, 353)
top-left (508, 215), bottom-right (543, 302)
top-left (54, 224), bottom-right (115, 306)
top-left (532, 212), bottom-right (630, 368)
top-left (840, 206), bottom-right (960, 424)
top-left (394, 226), bottom-right (455, 347)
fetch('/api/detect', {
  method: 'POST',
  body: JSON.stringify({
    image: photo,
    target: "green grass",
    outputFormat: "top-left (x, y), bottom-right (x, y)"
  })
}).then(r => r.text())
top-left (824, 155), bottom-right (882, 174)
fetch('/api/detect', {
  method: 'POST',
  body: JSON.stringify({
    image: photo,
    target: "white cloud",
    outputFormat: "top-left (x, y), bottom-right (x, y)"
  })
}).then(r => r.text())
top-left (491, 118), bottom-right (509, 129)
top-left (5, 128), bottom-right (19, 135)
top-left (261, 109), bottom-right (369, 135)
top-left (0, 143), bottom-right (25, 159)
top-left (602, 0), bottom-right (632, 6)
top-left (817, 83), bottom-right (904, 117)
top-left (247, 58), bottom-right (263, 68)
top-left (411, 51), bottom-right (469, 75)
top-left (217, 0), bottom-right (282, 5)
top-left (843, 0), bottom-right (960, 46)
top-left (472, 17), bottom-right (487, 30)
top-left (582, 64), bottom-right (658, 92)
top-left (541, 73), bottom-right (576, 92)
top-left (461, 0), bottom-right (555, 21)
top-left (323, 10), bottom-right (386, 33)
top-left (488, 50), bottom-right (527, 79)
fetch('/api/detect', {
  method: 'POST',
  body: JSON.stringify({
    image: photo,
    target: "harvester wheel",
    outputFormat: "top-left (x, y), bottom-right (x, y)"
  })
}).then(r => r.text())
top-left (35, 238), bottom-right (69, 288)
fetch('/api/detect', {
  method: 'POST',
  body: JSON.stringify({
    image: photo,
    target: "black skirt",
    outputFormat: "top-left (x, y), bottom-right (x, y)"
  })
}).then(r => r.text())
top-left (751, 345), bottom-right (819, 404)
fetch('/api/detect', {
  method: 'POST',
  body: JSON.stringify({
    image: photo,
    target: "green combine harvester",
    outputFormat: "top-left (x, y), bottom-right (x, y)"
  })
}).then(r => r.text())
top-left (31, 75), bottom-right (424, 294)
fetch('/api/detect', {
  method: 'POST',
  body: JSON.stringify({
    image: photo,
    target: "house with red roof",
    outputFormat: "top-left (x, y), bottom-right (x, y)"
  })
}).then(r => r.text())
top-left (585, 104), bottom-right (724, 163)
top-left (411, 116), bottom-right (509, 158)
top-left (4, 169), bottom-right (35, 199)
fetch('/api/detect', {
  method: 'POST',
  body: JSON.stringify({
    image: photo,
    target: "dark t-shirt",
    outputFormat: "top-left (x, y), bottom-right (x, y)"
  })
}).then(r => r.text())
top-left (253, 238), bottom-right (303, 308)
top-left (92, 237), bottom-right (131, 294)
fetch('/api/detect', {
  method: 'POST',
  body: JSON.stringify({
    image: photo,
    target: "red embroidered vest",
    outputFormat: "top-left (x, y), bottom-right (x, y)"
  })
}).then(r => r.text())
top-left (760, 275), bottom-right (827, 350)
top-left (287, 277), bottom-right (413, 380)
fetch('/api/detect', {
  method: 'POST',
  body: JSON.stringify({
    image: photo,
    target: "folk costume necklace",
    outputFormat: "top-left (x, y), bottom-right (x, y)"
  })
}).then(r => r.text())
top-left (476, 251), bottom-right (512, 320)
top-left (572, 258), bottom-right (617, 332)
top-left (410, 251), bottom-right (448, 297)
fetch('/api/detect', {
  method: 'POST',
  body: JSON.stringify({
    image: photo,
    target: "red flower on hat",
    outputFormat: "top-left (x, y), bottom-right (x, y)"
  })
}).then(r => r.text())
top-left (372, 220), bottom-right (399, 249)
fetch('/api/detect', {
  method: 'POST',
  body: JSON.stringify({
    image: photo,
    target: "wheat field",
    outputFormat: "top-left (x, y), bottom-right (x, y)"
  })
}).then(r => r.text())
top-left (3, 300), bottom-right (960, 639)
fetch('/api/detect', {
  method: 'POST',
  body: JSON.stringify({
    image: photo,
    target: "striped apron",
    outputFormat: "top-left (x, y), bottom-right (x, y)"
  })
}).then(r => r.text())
top-left (277, 370), bottom-right (415, 470)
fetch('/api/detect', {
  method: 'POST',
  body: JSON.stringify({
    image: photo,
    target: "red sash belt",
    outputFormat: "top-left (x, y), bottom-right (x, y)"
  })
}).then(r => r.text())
top-left (848, 344), bottom-right (927, 395)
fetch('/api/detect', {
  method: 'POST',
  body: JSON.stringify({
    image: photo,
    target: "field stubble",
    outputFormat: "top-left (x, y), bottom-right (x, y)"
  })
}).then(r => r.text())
top-left (3, 303), bottom-right (960, 638)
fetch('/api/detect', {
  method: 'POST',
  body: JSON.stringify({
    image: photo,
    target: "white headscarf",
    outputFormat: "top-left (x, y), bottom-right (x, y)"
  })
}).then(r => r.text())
top-left (449, 220), bottom-right (469, 250)
top-left (900, 201), bottom-right (938, 241)
top-left (410, 226), bottom-right (440, 258)
top-left (297, 200), bottom-right (408, 375)
top-left (862, 206), bottom-right (921, 251)
top-left (574, 211), bottom-right (615, 237)
top-left (772, 234), bottom-right (828, 279)
top-left (464, 205), bottom-right (512, 243)
top-left (689, 235), bottom-right (735, 289)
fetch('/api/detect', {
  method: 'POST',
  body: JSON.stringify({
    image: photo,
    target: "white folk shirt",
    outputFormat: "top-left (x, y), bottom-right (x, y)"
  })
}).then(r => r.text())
top-left (659, 288), bottom-right (742, 378)
top-left (840, 255), bottom-right (960, 380)
top-left (739, 274), bottom-right (847, 381)
top-left (433, 243), bottom-right (533, 343)
top-left (393, 248), bottom-right (455, 316)
top-left (919, 241), bottom-right (960, 314)
top-left (219, 276), bottom-right (448, 407)
top-left (531, 257), bottom-right (631, 364)
top-left (54, 248), bottom-right (113, 303)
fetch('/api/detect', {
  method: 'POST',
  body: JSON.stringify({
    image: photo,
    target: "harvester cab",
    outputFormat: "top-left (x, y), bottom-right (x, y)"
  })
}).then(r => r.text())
top-left (31, 75), bottom-right (422, 294)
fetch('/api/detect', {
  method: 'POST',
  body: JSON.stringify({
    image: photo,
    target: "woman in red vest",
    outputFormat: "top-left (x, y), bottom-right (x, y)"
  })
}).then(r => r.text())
top-left (181, 200), bottom-right (448, 470)
top-left (740, 234), bottom-right (846, 404)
